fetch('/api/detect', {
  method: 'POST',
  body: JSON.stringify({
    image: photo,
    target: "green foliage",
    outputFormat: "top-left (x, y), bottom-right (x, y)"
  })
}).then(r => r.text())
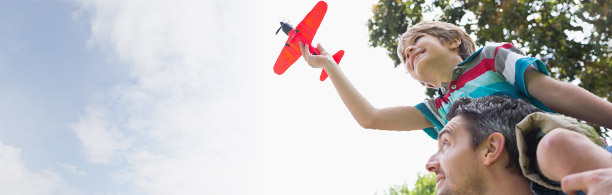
top-left (367, 0), bottom-right (611, 136)
top-left (380, 183), bottom-right (410, 195)
top-left (378, 172), bottom-right (436, 195)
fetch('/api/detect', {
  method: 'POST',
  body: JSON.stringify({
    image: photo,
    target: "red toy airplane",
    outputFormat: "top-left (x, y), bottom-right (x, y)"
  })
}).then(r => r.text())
top-left (273, 1), bottom-right (344, 81)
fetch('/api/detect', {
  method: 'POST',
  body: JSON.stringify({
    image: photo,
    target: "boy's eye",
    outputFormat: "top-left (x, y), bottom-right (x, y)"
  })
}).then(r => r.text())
top-left (414, 35), bottom-right (423, 43)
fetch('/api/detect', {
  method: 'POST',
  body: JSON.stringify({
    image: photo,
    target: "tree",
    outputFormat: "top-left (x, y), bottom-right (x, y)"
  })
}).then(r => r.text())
top-left (378, 172), bottom-right (436, 195)
top-left (367, 0), bottom-right (611, 136)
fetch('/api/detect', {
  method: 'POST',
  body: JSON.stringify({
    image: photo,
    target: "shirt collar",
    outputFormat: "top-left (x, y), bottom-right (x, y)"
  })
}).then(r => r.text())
top-left (438, 47), bottom-right (484, 94)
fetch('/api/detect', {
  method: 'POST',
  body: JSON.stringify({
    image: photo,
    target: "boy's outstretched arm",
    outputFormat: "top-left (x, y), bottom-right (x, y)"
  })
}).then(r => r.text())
top-left (298, 42), bottom-right (433, 131)
top-left (525, 67), bottom-right (612, 129)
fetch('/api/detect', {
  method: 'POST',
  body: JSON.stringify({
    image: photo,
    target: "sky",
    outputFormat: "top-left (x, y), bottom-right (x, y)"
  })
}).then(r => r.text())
top-left (0, 0), bottom-right (439, 194)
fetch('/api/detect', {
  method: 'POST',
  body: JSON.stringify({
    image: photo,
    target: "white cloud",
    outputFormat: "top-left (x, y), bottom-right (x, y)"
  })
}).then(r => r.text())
top-left (0, 142), bottom-right (61, 195)
top-left (78, 0), bottom-right (220, 92)
top-left (72, 0), bottom-right (261, 194)
top-left (71, 106), bottom-right (131, 164)
top-left (58, 163), bottom-right (86, 176)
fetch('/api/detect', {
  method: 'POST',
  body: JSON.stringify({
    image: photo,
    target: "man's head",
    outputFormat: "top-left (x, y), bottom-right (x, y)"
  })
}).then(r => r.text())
top-left (426, 96), bottom-right (541, 195)
top-left (396, 21), bottom-right (475, 88)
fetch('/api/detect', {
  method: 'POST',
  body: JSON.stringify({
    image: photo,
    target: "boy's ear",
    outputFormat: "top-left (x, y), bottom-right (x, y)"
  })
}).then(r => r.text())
top-left (449, 38), bottom-right (461, 50)
top-left (482, 132), bottom-right (505, 166)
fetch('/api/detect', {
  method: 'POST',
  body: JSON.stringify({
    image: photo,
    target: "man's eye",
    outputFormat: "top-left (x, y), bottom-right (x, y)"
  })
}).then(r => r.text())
top-left (442, 140), bottom-right (449, 151)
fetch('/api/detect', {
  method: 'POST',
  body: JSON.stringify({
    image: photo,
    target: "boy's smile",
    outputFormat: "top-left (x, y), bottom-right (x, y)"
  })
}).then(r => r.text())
top-left (410, 49), bottom-right (425, 71)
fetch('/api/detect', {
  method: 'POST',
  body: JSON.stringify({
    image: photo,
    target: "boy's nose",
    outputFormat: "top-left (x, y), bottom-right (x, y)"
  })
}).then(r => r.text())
top-left (407, 46), bottom-right (416, 53)
top-left (425, 152), bottom-right (440, 173)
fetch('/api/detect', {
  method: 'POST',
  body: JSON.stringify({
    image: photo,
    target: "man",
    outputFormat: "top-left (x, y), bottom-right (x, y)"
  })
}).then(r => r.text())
top-left (425, 96), bottom-right (612, 195)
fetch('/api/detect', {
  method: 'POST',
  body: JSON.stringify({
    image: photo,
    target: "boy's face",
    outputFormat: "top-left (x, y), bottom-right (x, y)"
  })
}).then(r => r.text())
top-left (425, 115), bottom-right (485, 195)
top-left (401, 33), bottom-right (460, 88)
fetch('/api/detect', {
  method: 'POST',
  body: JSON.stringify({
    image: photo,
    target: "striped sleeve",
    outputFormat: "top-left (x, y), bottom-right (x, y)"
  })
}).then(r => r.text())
top-left (485, 43), bottom-right (550, 97)
top-left (415, 100), bottom-right (445, 140)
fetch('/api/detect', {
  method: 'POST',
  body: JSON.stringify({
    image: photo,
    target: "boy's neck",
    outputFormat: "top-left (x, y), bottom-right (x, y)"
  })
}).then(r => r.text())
top-left (433, 55), bottom-right (463, 89)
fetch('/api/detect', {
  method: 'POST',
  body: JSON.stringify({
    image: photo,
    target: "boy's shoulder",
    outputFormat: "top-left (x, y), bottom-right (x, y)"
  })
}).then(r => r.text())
top-left (479, 42), bottom-right (526, 59)
top-left (458, 43), bottom-right (519, 66)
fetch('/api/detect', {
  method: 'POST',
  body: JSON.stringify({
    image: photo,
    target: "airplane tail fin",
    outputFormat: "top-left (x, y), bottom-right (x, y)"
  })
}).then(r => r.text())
top-left (320, 50), bottom-right (345, 81)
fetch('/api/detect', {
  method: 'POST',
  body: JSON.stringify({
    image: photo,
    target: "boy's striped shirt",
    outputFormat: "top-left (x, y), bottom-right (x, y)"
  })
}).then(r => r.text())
top-left (415, 43), bottom-right (551, 139)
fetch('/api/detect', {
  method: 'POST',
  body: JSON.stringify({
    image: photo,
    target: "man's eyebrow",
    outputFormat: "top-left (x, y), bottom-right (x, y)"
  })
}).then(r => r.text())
top-left (438, 128), bottom-right (452, 139)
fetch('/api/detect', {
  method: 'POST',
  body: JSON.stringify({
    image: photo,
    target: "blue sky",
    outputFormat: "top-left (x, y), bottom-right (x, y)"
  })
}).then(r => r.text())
top-left (0, 1), bottom-right (129, 194)
top-left (0, 0), bottom-right (438, 194)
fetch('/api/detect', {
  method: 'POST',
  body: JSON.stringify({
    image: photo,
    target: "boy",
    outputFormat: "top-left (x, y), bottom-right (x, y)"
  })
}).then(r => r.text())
top-left (298, 20), bottom-right (612, 139)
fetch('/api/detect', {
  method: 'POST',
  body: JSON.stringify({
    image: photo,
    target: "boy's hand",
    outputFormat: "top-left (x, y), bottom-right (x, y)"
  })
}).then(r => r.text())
top-left (562, 167), bottom-right (612, 195)
top-left (299, 42), bottom-right (337, 69)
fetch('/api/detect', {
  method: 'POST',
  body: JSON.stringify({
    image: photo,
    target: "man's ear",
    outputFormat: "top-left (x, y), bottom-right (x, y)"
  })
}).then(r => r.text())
top-left (482, 132), bottom-right (505, 166)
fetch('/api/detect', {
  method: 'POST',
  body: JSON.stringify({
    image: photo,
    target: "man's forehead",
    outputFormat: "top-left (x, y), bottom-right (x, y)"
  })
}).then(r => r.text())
top-left (438, 125), bottom-right (454, 139)
top-left (438, 116), bottom-right (465, 139)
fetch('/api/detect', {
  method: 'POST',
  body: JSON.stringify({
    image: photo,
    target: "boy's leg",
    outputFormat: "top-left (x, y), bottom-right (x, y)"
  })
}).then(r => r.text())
top-left (536, 128), bottom-right (612, 181)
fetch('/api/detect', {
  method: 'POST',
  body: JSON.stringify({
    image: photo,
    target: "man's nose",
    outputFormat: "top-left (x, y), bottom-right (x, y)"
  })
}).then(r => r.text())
top-left (425, 152), bottom-right (440, 173)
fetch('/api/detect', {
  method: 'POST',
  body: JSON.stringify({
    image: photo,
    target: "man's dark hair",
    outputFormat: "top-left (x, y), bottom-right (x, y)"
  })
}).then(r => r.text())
top-left (446, 96), bottom-right (541, 173)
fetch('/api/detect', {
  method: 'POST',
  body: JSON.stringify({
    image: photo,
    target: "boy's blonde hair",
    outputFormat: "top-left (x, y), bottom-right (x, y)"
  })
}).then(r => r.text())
top-left (397, 21), bottom-right (475, 64)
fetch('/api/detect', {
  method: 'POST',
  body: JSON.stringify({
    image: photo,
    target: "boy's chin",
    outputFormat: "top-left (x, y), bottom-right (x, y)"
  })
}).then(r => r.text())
top-left (424, 83), bottom-right (436, 88)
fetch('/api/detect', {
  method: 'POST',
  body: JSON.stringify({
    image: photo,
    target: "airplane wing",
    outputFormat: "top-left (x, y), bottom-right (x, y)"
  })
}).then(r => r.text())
top-left (273, 35), bottom-right (301, 75)
top-left (294, 1), bottom-right (327, 45)
top-left (273, 1), bottom-right (328, 75)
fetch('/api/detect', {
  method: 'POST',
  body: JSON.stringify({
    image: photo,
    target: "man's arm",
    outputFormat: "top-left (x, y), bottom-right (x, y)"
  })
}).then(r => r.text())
top-left (299, 42), bottom-right (433, 131)
top-left (524, 67), bottom-right (612, 129)
top-left (562, 167), bottom-right (612, 195)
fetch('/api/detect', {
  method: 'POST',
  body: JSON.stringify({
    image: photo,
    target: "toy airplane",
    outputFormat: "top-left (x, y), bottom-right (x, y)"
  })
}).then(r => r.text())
top-left (273, 1), bottom-right (344, 81)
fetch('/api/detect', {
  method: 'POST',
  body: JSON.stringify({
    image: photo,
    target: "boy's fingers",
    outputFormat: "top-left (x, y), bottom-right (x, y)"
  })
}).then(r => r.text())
top-left (561, 171), bottom-right (588, 194)
top-left (317, 43), bottom-right (327, 54)
top-left (302, 42), bottom-right (312, 59)
top-left (299, 42), bottom-right (306, 56)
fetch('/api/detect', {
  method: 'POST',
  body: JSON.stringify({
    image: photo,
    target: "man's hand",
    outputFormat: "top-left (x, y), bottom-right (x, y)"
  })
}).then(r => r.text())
top-left (562, 167), bottom-right (612, 195)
